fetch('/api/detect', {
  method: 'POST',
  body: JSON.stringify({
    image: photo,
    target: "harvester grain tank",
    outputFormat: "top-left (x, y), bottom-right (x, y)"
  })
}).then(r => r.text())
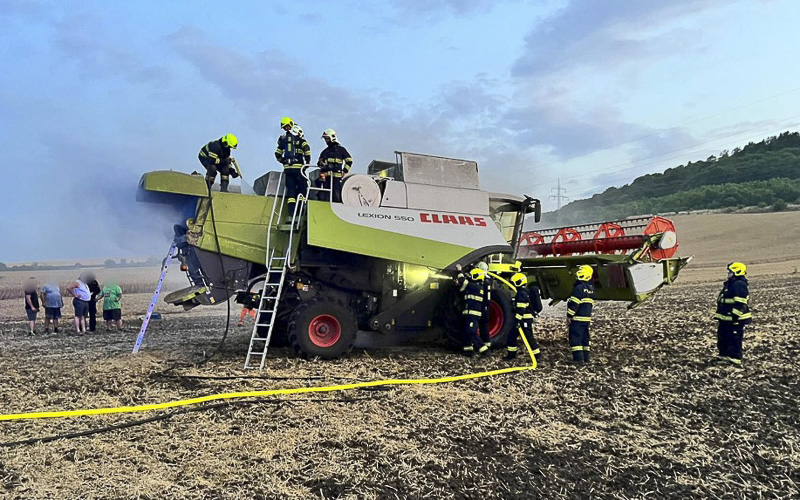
top-left (137, 152), bottom-right (690, 362)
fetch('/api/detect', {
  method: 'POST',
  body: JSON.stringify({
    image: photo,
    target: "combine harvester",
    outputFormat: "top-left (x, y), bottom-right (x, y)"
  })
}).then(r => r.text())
top-left (137, 152), bottom-right (690, 367)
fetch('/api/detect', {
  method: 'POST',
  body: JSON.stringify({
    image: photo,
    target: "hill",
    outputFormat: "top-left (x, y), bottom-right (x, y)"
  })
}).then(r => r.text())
top-left (550, 131), bottom-right (800, 223)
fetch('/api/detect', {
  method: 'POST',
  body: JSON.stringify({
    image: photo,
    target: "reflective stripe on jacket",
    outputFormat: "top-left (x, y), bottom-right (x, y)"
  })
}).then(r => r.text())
top-left (199, 139), bottom-right (231, 166)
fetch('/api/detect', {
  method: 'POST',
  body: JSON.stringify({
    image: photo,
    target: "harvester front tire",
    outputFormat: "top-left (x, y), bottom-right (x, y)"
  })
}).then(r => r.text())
top-left (288, 296), bottom-right (356, 359)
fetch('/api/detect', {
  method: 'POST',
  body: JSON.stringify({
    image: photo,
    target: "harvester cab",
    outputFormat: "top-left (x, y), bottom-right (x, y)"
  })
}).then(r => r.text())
top-left (136, 151), bottom-right (687, 364)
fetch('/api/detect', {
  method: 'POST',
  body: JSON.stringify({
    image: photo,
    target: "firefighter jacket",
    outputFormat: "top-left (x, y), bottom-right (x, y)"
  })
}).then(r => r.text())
top-left (317, 143), bottom-right (353, 177)
top-left (198, 139), bottom-right (232, 167)
top-left (459, 276), bottom-right (485, 319)
top-left (514, 287), bottom-right (535, 324)
top-left (275, 133), bottom-right (311, 168)
top-left (714, 276), bottom-right (752, 324)
top-left (567, 280), bottom-right (594, 323)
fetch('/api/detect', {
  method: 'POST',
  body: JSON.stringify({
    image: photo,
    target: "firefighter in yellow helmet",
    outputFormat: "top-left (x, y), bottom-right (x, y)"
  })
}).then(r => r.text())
top-left (274, 117), bottom-right (311, 215)
top-left (505, 273), bottom-right (541, 363)
top-left (567, 265), bottom-right (595, 363)
top-left (198, 134), bottom-right (239, 192)
top-left (454, 264), bottom-right (491, 357)
top-left (713, 262), bottom-right (752, 365)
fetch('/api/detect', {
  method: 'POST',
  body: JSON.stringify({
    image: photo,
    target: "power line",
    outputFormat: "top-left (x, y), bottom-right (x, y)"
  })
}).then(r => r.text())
top-left (549, 178), bottom-right (569, 210)
top-left (522, 114), bottom-right (800, 193)
top-left (511, 84), bottom-right (800, 178)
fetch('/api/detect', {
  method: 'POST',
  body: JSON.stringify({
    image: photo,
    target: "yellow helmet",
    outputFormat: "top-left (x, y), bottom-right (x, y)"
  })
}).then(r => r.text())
top-left (469, 268), bottom-right (486, 281)
top-left (221, 133), bottom-right (238, 149)
top-left (280, 117), bottom-right (294, 129)
top-left (511, 260), bottom-right (522, 273)
top-left (576, 265), bottom-right (593, 281)
top-left (511, 272), bottom-right (527, 287)
top-left (727, 262), bottom-right (746, 276)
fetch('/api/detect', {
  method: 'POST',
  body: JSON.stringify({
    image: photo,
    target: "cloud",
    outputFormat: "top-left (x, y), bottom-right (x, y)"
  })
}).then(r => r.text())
top-left (512, 0), bottom-right (718, 78)
top-left (387, 0), bottom-right (498, 17)
top-left (49, 13), bottom-right (171, 85)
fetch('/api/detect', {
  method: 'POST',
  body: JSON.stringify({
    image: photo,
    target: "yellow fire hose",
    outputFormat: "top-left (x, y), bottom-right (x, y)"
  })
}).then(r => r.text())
top-left (0, 334), bottom-right (537, 422)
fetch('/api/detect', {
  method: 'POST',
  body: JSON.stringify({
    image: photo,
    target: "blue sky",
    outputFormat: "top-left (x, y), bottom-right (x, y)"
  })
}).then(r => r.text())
top-left (1, 0), bottom-right (799, 262)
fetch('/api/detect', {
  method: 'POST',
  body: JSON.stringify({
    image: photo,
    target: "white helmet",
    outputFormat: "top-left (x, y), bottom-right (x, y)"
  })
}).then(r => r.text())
top-left (322, 128), bottom-right (337, 143)
top-left (476, 262), bottom-right (489, 272)
top-left (291, 125), bottom-right (304, 138)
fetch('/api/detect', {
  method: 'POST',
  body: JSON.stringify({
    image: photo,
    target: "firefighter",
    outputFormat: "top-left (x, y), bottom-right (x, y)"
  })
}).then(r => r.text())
top-left (713, 262), bottom-right (752, 365)
top-left (567, 265), bottom-right (595, 363)
top-left (275, 117), bottom-right (311, 215)
top-left (317, 129), bottom-right (353, 203)
top-left (198, 134), bottom-right (239, 192)
top-left (506, 272), bottom-right (541, 362)
top-left (476, 261), bottom-right (493, 352)
top-left (455, 265), bottom-right (491, 357)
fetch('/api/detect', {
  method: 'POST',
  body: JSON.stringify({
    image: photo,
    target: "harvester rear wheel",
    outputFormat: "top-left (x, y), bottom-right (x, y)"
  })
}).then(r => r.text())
top-left (288, 296), bottom-right (356, 359)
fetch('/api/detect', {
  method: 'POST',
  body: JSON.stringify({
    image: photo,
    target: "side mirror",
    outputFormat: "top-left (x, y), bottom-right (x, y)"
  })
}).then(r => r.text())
top-left (525, 196), bottom-right (542, 223)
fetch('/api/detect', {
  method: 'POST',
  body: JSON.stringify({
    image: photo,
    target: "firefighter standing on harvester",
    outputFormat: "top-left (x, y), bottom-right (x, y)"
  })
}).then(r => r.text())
top-left (455, 264), bottom-right (491, 357)
top-left (713, 262), bottom-right (752, 366)
top-left (317, 129), bottom-right (353, 203)
top-left (275, 117), bottom-right (311, 215)
top-left (198, 134), bottom-right (239, 192)
top-left (567, 265), bottom-right (595, 363)
top-left (506, 272), bottom-right (541, 363)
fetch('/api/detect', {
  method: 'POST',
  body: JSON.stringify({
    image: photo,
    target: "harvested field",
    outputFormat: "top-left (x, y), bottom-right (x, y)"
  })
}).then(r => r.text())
top-left (1, 214), bottom-right (799, 499)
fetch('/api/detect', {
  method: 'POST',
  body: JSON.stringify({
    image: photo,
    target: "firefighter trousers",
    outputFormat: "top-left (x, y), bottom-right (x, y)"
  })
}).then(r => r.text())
top-left (284, 168), bottom-right (308, 213)
top-left (462, 316), bottom-right (485, 353)
top-left (569, 321), bottom-right (590, 362)
top-left (202, 161), bottom-right (234, 191)
top-left (717, 321), bottom-right (744, 361)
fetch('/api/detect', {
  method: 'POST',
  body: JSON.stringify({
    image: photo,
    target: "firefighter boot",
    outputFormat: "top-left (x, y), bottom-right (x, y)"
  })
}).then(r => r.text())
top-left (478, 343), bottom-right (491, 357)
top-left (462, 346), bottom-right (475, 358)
top-left (504, 348), bottom-right (518, 360)
top-left (220, 179), bottom-right (230, 193)
top-left (205, 175), bottom-right (215, 189)
top-left (583, 349), bottom-right (590, 364)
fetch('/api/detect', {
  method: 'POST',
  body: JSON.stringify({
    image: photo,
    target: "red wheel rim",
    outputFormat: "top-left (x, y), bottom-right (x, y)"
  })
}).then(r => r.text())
top-left (488, 301), bottom-right (503, 338)
top-left (308, 314), bottom-right (342, 348)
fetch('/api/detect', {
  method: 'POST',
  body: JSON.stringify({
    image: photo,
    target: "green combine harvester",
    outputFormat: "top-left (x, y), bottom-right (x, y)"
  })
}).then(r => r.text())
top-left (137, 152), bottom-right (690, 367)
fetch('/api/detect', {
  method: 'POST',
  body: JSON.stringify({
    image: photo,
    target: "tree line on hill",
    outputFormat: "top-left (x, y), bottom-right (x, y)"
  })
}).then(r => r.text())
top-left (0, 256), bottom-right (163, 272)
top-left (544, 131), bottom-right (800, 225)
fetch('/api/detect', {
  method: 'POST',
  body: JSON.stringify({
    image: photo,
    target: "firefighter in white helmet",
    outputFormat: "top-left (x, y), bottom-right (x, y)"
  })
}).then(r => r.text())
top-left (567, 265), bottom-right (595, 363)
top-left (317, 128), bottom-right (353, 203)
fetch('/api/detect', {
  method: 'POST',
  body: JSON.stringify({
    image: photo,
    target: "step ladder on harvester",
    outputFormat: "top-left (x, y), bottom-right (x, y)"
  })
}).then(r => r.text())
top-left (243, 167), bottom-right (324, 369)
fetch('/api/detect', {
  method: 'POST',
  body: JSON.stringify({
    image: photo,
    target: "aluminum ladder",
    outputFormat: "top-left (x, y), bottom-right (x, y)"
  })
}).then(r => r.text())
top-left (243, 170), bottom-right (309, 369)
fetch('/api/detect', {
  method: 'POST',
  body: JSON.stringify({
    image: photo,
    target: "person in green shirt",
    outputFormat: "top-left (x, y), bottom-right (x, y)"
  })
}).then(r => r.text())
top-left (98, 281), bottom-right (124, 331)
